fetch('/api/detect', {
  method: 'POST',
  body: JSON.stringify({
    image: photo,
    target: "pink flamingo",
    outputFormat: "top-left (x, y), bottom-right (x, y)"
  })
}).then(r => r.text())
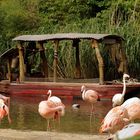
top-left (100, 106), bottom-right (129, 135)
top-left (81, 85), bottom-right (100, 106)
top-left (0, 94), bottom-right (11, 124)
top-left (112, 73), bottom-right (130, 107)
top-left (81, 85), bottom-right (100, 130)
top-left (38, 90), bottom-right (65, 130)
top-left (121, 97), bottom-right (140, 122)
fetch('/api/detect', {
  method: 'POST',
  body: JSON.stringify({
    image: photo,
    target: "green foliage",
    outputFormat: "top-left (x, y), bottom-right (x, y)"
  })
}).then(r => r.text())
top-left (126, 135), bottom-right (140, 140)
top-left (0, 0), bottom-right (140, 79)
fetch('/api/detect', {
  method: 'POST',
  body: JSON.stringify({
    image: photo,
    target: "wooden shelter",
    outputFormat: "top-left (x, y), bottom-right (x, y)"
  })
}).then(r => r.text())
top-left (1, 33), bottom-right (139, 99)
top-left (0, 33), bottom-right (127, 84)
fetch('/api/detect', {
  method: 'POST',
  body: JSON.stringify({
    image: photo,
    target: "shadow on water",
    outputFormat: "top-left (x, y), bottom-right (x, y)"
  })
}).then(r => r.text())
top-left (0, 94), bottom-right (112, 134)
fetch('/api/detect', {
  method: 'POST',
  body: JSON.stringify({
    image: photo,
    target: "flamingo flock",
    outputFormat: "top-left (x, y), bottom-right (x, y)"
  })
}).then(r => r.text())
top-left (1, 73), bottom-right (140, 139)
top-left (99, 96), bottom-right (140, 139)
top-left (100, 73), bottom-right (140, 138)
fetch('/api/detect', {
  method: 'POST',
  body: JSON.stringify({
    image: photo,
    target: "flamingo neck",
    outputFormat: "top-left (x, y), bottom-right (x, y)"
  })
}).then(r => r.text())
top-left (82, 87), bottom-right (86, 100)
top-left (47, 90), bottom-right (52, 99)
top-left (122, 77), bottom-right (126, 97)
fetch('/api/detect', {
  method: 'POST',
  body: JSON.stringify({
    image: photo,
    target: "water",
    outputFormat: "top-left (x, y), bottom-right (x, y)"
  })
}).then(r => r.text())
top-left (0, 94), bottom-right (112, 134)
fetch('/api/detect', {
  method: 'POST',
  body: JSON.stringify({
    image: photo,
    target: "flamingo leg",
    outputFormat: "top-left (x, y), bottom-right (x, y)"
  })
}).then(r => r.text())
top-left (52, 117), bottom-right (56, 131)
top-left (57, 116), bottom-right (61, 131)
top-left (54, 115), bottom-right (61, 131)
top-left (47, 119), bottom-right (51, 131)
top-left (90, 103), bottom-right (95, 133)
top-left (46, 119), bottom-right (53, 140)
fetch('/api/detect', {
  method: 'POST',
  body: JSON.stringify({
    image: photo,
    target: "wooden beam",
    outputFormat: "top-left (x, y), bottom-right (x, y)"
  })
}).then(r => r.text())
top-left (17, 42), bottom-right (25, 82)
top-left (73, 39), bottom-right (81, 78)
top-left (53, 40), bottom-right (59, 82)
top-left (7, 59), bottom-right (12, 82)
top-left (92, 39), bottom-right (104, 84)
top-left (36, 41), bottom-right (48, 78)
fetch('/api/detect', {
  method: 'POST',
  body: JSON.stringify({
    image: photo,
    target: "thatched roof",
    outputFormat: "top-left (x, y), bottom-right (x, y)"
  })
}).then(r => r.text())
top-left (12, 33), bottom-right (124, 41)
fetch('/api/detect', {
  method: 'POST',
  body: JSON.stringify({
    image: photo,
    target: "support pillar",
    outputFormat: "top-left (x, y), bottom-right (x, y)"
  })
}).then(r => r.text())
top-left (7, 59), bottom-right (12, 82)
top-left (73, 39), bottom-right (81, 78)
top-left (92, 39), bottom-right (104, 84)
top-left (119, 41), bottom-right (128, 74)
top-left (53, 40), bottom-right (59, 82)
top-left (17, 42), bottom-right (25, 82)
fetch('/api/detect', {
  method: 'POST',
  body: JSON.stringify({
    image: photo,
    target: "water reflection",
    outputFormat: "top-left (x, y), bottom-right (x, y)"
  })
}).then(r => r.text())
top-left (0, 95), bottom-right (112, 134)
top-left (17, 104), bottom-right (25, 129)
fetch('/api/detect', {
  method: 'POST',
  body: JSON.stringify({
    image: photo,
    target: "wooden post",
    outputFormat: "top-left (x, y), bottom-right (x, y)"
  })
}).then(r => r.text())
top-left (119, 41), bottom-right (128, 74)
top-left (36, 41), bottom-right (48, 78)
top-left (73, 39), bottom-right (81, 78)
top-left (7, 59), bottom-right (12, 82)
top-left (53, 40), bottom-right (59, 82)
top-left (17, 42), bottom-right (25, 82)
top-left (92, 39), bottom-right (104, 84)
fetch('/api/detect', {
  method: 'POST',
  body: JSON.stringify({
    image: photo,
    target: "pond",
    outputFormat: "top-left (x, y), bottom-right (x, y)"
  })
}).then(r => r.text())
top-left (0, 94), bottom-right (112, 135)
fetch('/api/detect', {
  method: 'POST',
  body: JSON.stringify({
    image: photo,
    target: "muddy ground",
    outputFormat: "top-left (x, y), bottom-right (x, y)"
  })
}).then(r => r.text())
top-left (0, 129), bottom-right (109, 140)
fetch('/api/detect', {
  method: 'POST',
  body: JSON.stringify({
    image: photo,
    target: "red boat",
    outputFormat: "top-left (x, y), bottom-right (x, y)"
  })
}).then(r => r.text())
top-left (0, 33), bottom-right (140, 99)
top-left (0, 80), bottom-right (140, 99)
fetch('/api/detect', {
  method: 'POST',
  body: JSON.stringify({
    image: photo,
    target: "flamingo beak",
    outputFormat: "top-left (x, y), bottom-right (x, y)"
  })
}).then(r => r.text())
top-left (2, 105), bottom-right (5, 110)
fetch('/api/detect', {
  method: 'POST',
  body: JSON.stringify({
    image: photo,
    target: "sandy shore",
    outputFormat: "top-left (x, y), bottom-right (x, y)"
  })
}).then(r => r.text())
top-left (0, 129), bottom-right (108, 140)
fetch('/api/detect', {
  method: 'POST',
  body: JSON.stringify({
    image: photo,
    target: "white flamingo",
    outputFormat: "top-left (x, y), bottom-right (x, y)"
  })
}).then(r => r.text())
top-left (112, 73), bottom-right (130, 107)
top-left (121, 97), bottom-right (140, 122)
top-left (114, 123), bottom-right (140, 139)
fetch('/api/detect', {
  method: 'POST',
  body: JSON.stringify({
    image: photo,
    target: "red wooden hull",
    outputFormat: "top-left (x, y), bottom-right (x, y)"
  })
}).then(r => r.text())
top-left (1, 81), bottom-right (140, 99)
